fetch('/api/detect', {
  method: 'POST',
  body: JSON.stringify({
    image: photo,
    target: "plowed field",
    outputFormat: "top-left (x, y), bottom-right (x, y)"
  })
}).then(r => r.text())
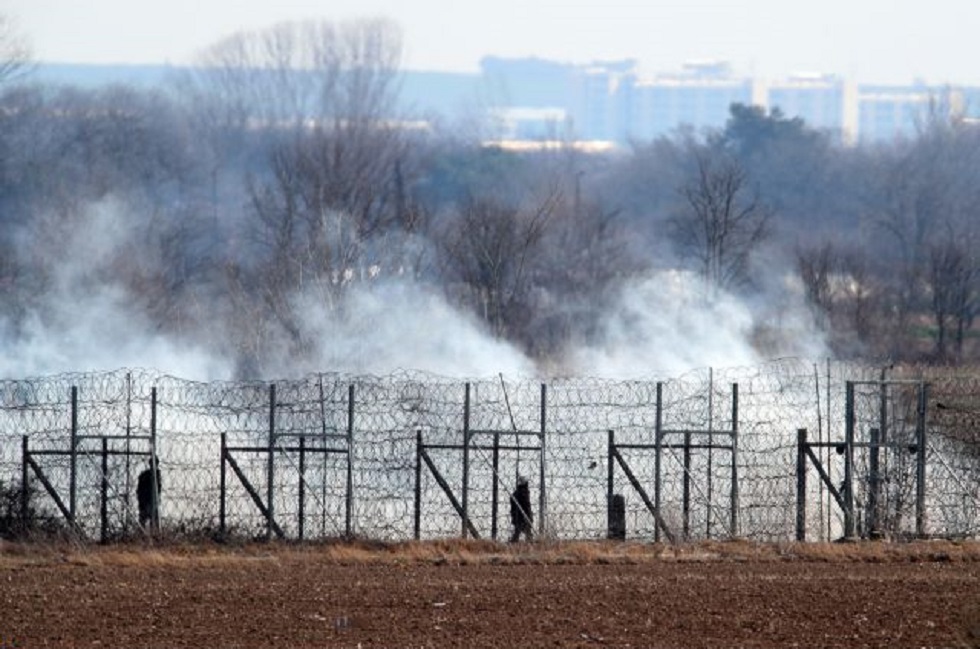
top-left (2, 540), bottom-right (979, 648)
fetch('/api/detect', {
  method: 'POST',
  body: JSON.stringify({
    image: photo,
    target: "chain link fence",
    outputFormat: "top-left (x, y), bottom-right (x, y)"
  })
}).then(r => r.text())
top-left (1, 359), bottom-right (978, 543)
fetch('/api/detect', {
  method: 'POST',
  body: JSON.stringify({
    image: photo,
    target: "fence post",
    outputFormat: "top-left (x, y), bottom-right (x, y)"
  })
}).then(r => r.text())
top-left (491, 430), bottom-right (500, 540)
top-left (414, 429), bottom-right (422, 540)
top-left (69, 386), bottom-right (77, 529)
top-left (654, 382), bottom-right (663, 543)
top-left (683, 430), bottom-right (691, 540)
top-left (796, 429), bottom-right (807, 542)
top-left (298, 436), bottom-right (306, 541)
top-left (730, 383), bottom-right (739, 539)
top-left (462, 382), bottom-right (470, 539)
top-left (607, 429), bottom-right (615, 538)
top-left (21, 436), bottom-right (29, 528)
top-left (916, 382), bottom-right (929, 538)
top-left (844, 381), bottom-right (855, 538)
top-left (150, 387), bottom-right (159, 533)
top-left (539, 382), bottom-right (547, 538)
top-left (219, 432), bottom-right (226, 537)
top-left (267, 383), bottom-right (276, 541)
top-left (346, 384), bottom-right (355, 539)
top-left (100, 437), bottom-right (109, 544)
top-left (867, 427), bottom-right (880, 537)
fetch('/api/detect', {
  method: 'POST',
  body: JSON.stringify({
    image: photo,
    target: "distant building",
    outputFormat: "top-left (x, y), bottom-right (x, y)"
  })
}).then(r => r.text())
top-left (569, 60), bottom-right (636, 142)
top-left (765, 74), bottom-right (858, 144)
top-left (857, 85), bottom-right (933, 143)
top-left (629, 61), bottom-right (762, 141)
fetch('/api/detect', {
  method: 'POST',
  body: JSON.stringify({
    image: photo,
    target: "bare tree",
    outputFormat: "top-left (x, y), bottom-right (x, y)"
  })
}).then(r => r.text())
top-left (438, 187), bottom-right (560, 339)
top-left (668, 147), bottom-right (772, 296)
top-left (185, 19), bottom-right (415, 368)
top-left (797, 241), bottom-right (837, 329)
top-left (0, 14), bottom-right (30, 85)
top-left (927, 230), bottom-right (978, 363)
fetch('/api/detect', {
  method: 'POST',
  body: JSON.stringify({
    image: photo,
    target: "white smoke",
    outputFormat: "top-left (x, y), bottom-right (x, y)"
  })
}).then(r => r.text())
top-left (564, 269), bottom-right (827, 378)
top-left (285, 279), bottom-right (536, 378)
top-left (0, 198), bottom-right (233, 381)
top-left (1, 198), bottom-right (826, 382)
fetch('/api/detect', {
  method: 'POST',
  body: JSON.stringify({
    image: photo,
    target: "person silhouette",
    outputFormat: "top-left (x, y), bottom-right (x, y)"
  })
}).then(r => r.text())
top-left (136, 459), bottom-right (162, 529)
top-left (509, 476), bottom-right (533, 542)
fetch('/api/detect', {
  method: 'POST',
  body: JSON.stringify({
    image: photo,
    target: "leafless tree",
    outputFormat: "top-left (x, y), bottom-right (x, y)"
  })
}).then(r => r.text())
top-left (438, 186), bottom-right (561, 339)
top-left (0, 14), bottom-right (30, 85)
top-left (668, 147), bottom-right (772, 296)
top-left (927, 229), bottom-right (978, 363)
top-left (184, 19), bottom-right (415, 366)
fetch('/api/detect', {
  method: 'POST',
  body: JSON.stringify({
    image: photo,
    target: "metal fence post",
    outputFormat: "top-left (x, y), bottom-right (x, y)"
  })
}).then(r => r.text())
top-left (100, 437), bottom-right (109, 543)
top-left (346, 384), bottom-right (355, 539)
top-left (730, 383), bottom-right (739, 539)
top-left (916, 382), bottom-right (929, 538)
top-left (844, 381), bottom-right (855, 538)
top-left (796, 429), bottom-right (807, 542)
top-left (150, 387), bottom-right (159, 533)
top-left (69, 386), bottom-right (77, 529)
top-left (414, 429), bottom-right (422, 540)
top-left (492, 430), bottom-right (500, 540)
top-left (462, 382), bottom-right (470, 539)
top-left (539, 382), bottom-right (547, 538)
top-left (267, 383), bottom-right (276, 541)
top-left (607, 429), bottom-right (615, 537)
top-left (298, 436), bottom-right (306, 541)
top-left (654, 382), bottom-right (663, 543)
top-left (219, 432), bottom-right (226, 537)
top-left (683, 430), bottom-right (691, 540)
top-left (21, 436), bottom-right (29, 528)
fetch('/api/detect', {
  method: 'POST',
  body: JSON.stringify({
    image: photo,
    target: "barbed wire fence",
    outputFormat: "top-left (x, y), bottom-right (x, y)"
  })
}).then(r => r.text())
top-left (1, 358), bottom-right (978, 543)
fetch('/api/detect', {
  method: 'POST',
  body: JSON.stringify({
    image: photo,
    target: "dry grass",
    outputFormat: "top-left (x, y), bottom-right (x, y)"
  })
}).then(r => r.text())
top-left (2, 536), bottom-right (979, 569)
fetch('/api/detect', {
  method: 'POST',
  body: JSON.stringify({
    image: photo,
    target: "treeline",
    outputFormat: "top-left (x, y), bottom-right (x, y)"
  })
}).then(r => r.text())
top-left (1, 19), bottom-right (978, 378)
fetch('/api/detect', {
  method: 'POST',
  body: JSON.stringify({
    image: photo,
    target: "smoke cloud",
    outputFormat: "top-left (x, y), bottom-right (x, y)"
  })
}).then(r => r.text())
top-left (1, 198), bottom-right (827, 382)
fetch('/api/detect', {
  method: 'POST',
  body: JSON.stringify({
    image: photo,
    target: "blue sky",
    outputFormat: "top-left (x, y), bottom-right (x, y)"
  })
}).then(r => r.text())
top-left (9, 0), bottom-right (979, 84)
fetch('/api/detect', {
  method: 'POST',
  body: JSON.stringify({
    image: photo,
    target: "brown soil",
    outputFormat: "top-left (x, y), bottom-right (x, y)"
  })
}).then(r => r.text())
top-left (2, 540), bottom-right (979, 648)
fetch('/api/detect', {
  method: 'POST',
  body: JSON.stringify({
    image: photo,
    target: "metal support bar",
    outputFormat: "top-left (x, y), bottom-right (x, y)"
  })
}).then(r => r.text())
top-left (419, 446), bottom-right (480, 539)
top-left (225, 450), bottom-right (284, 539)
top-left (611, 447), bottom-right (676, 543)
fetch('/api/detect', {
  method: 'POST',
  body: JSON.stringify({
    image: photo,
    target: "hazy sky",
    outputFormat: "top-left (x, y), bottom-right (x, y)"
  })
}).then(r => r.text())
top-left (8, 0), bottom-right (979, 84)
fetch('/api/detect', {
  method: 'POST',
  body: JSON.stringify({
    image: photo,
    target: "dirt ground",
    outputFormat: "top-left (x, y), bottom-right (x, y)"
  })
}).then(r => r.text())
top-left (2, 539), bottom-right (979, 649)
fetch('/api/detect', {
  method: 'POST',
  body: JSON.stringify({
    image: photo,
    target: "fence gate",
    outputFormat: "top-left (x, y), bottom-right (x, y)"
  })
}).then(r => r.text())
top-left (607, 381), bottom-right (739, 543)
top-left (797, 378), bottom-right (928, 540)
top-left (219, 383), bottom-right (354, 540)
top-left (414, 383), bottom-right (546, 541)
top-left (20, 385), bottom-right (158, 541)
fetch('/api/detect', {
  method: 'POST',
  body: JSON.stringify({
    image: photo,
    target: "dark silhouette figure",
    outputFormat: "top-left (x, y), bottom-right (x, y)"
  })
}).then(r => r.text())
top-left (137, 462), bottom-right (162, 529)
top-left (509, 476), bottom-right (533, 542)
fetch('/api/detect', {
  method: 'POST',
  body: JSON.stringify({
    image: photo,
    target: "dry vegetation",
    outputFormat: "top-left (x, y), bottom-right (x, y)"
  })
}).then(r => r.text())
top-left (3, 536), bottom-right (979, 568)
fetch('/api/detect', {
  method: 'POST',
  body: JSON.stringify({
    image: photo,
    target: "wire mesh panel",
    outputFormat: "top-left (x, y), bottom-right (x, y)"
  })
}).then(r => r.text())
top-left (1, 361), bottom-right (979, 542)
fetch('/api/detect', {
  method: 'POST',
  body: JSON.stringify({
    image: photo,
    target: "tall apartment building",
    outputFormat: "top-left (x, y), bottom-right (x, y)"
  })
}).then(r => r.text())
top-left (568, 60), bottom-right (636, 141)
top-left (764, 74), bottom-right (859, 144)
top-left (629, 61), bottom-right (762, 141)
top-left (464, 57), bottom-right (980, 146)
